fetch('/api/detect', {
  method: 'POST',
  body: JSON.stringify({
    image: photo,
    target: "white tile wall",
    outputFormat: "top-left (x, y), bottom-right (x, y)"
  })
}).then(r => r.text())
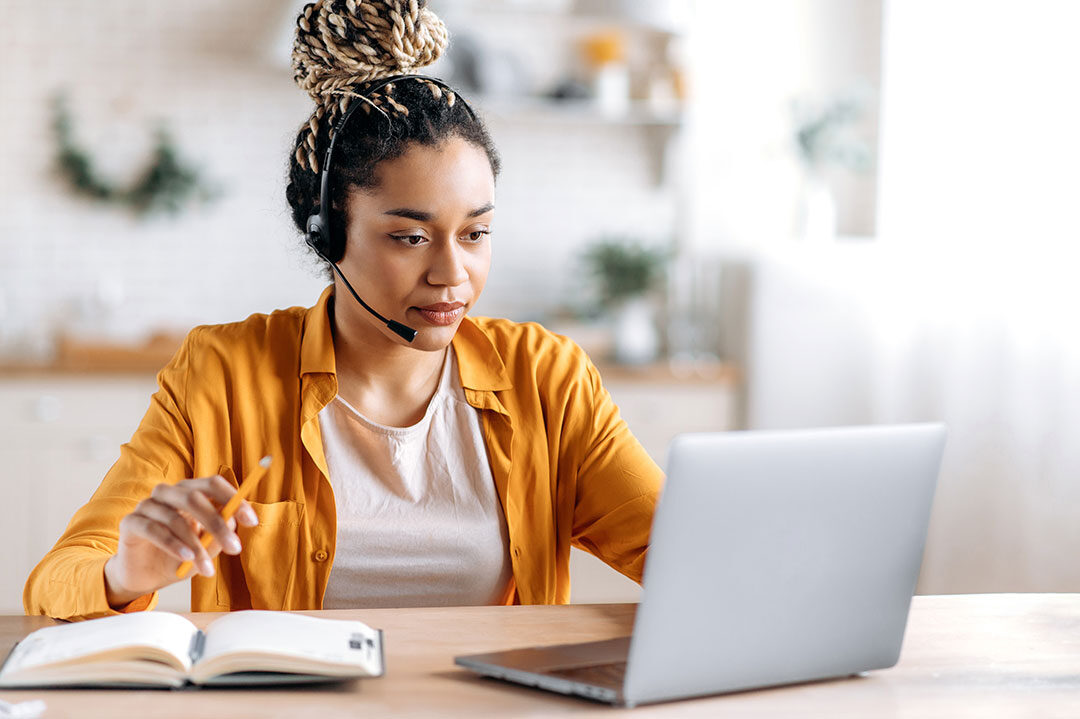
top-left (0, 0), bottom-right (678, 357)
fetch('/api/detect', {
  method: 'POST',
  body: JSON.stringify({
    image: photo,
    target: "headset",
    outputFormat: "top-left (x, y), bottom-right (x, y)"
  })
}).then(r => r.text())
top-left (304, 75), bottom-right (477, 343)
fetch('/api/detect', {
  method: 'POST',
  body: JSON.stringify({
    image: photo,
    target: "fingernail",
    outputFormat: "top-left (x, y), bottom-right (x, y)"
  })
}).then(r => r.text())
top-left (180, 547), bottom-right (195, 561)
top-left (243, 508), bottom-right (259, 525)
top-left (226, 536), bottom-right (242, 554)
top-left (200, 559), bottom-right (215, 576)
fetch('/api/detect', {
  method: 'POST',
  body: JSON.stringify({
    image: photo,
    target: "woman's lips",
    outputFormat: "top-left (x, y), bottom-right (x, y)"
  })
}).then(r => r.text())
top-left (414, 302), bottom-right (465, 326)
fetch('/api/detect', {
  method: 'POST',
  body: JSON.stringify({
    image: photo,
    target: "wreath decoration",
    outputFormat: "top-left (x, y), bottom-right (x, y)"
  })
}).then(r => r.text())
top-left (51, 94), bottom-right (218, 216)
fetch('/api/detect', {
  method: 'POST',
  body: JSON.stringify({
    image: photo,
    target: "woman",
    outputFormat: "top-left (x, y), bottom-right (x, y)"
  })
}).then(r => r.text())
top-left (24, 0), bottom-right (662, 621)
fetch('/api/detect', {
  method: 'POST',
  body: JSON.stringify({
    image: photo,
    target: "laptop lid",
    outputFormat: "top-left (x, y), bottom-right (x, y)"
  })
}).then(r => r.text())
top-left (622, 423), bottom-right (945, 707)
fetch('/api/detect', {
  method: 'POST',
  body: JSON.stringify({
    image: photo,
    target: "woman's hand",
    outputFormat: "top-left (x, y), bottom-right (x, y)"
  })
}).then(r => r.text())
top-left (103, 475), bottom-right (259, 608)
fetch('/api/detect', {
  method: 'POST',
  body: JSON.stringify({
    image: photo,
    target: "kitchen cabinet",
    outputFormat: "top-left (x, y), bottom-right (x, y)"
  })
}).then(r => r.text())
top-left (0, 374), bottom-right (190, 612)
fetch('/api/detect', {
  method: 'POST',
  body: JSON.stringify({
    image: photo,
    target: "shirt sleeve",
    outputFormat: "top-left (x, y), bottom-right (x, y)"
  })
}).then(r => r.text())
top-left (570, 359), bottom-right (664, 584)
top-left (22, 335), bottom-right (197, 620)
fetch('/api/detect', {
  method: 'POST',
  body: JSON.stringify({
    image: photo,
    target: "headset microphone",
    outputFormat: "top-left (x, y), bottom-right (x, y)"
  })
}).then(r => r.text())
top-left (305, 226), bottom-right (418, 343)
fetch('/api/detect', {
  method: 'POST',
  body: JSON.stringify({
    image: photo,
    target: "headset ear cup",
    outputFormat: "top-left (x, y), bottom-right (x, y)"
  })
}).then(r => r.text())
top-left (328, 221), bottom-right (347, 263)
top-left (305, 215), bottom-right (328, 257)
top-left (306, 212), bottom-right (345, 263)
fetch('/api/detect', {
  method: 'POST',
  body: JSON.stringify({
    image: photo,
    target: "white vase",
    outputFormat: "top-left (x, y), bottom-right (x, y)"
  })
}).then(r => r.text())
top-left (613, 297), bottom-right (660, 365)
top-left (798, 174), bottom-right (837, 243)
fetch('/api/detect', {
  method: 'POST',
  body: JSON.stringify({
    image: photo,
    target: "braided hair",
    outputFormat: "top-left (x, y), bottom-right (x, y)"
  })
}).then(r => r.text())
top-left (286, 0), bottom-right (500, 263)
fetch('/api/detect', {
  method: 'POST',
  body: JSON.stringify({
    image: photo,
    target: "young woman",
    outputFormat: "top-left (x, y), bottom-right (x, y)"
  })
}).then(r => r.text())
top-left (24, 0), bottom-right (662, 621)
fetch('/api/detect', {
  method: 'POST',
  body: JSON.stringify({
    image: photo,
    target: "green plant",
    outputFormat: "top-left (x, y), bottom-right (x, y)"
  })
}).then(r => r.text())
top-left (582, 239), bottom-right (669, 310)
top-left (792, 94), bottom-right (873, 174)
top-left (51, 93), bottom-right (217, 216)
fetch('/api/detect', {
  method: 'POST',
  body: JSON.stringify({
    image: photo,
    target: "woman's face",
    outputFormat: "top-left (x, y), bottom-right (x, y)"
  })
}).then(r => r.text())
top-left (338, 136), bottom-right (495, 352)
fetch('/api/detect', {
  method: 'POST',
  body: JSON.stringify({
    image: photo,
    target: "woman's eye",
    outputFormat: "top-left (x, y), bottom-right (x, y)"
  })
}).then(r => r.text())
top-left (464, 230), bottom-right (490, 243)
top-left (394, 235), bottom-right (427, 246)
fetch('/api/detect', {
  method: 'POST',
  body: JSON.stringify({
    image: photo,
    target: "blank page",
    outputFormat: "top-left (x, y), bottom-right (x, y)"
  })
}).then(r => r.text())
top-left (0, 612), bottom-right (197, 678)
top-left (197, 611), bottom-right (380, 670)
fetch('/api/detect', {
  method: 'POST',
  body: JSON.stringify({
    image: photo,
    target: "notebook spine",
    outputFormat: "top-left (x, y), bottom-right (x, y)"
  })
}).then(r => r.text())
top-left (189, 630), bottom-right (206, 665)
top-left (377, 629), bottom-right (385, 677)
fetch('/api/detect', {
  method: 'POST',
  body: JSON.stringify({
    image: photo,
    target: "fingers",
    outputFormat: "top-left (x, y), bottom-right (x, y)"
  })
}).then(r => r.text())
top-left (134, 498), bottom-right (216, 576)
top-left (237, 502), bottom-right (259, 527)
top-left (119, 511), bottom-right (197, 568)
top-left (115, 472), bottom-right (263, 590)
top-left (150, 479), bottom-right (243, 563)
top-left (188, 488), bottom-right (243, 554)
top-left (201, 518), bottom-right (239, 559)
top-left (198, 474), bottom-right (259, 527)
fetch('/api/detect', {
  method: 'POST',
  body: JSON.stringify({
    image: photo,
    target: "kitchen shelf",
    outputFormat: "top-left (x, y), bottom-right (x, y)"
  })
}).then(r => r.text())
top-left (476, 96), bottom-right (682, 126)
top-left (452, 1), bottom-right (685, 36)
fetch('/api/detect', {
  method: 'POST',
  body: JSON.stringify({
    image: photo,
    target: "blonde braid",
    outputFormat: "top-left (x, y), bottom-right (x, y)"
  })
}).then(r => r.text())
top-left (418, 77), bottom-right (441, 101)
top-left (381, 83), bottom-right (410, 117)
top-left (291, 0), bottom-right (448, 172)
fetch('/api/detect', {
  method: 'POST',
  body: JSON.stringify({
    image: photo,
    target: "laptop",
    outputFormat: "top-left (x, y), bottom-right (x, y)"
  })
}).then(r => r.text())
top-left (455, 423), bottom-right (946, 707)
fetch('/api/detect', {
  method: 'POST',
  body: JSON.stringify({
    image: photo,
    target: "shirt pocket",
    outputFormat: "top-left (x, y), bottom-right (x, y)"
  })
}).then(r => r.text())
top-left (233, 500), bottom-right (306, 610)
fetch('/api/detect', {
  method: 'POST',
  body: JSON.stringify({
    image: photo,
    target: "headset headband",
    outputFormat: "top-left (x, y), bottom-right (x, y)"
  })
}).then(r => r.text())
top-left (311, 75), bottom-right (476, 256)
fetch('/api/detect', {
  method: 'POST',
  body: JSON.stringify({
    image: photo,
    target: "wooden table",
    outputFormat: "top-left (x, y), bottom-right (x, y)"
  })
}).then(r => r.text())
top-left (1, 594), bottom-right (1078, 717)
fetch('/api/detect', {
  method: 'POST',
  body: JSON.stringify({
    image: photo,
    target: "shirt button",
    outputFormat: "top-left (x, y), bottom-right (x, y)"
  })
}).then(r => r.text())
top-left (313, 549), bottom-right (329, 562)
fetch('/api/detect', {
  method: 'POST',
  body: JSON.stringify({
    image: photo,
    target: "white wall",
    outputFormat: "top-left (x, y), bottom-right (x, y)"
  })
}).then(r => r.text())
top-left (0, 1), bottom-right (324, 352)
top-left (744, 0), bottom-right (1080, 593)
top-left (684, 0), bottom-right (881, 252)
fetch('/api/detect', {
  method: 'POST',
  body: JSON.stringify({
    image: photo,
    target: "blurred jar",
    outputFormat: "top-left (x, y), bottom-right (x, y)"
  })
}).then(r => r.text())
top-left (581, 30), bottom-right (629, 115)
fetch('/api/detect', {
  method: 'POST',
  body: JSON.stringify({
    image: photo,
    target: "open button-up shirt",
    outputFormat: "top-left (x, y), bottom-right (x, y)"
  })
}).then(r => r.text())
top-left (24, 286), bottom-right (663, 620)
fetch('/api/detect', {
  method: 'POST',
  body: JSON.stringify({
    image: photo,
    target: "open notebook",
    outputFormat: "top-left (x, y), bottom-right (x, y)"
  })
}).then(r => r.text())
top-left (0, 610), bottom-right (384, 689)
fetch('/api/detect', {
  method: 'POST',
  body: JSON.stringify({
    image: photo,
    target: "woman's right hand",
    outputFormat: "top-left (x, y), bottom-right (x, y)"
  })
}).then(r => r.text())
top-left (103, 475), bottom-right (259, 608)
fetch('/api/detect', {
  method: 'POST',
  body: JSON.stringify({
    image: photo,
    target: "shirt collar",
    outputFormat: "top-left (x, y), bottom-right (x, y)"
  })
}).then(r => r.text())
top-left (452, 316), bottom-right (513, 392)
top-left (300, 285), bottom-right (512, 392)
top-left (300, 285), bottom-right (337, 377)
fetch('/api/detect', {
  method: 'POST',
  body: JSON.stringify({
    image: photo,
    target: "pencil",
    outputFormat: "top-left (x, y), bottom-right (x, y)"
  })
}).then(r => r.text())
top-left (175, 455), bottom-right (272, 579)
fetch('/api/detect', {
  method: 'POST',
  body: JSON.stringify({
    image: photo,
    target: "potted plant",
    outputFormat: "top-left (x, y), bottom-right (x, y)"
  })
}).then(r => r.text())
top-left (582, 238), bottom-right (669, 364)
top-left (791, 92), bottom-right (873, 242)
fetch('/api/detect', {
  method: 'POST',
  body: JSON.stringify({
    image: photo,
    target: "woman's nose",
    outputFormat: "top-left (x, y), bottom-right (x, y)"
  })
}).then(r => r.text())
top-left (426, 238), bottom-right (469, 287)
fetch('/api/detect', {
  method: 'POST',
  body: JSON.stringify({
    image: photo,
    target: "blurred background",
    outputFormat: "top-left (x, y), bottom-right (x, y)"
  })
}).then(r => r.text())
top-left (1, 0), bottom-right (1078, 612)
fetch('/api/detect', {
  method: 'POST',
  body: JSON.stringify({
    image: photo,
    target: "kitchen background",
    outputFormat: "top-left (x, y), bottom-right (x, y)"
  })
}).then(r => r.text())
top-left (1, 0), bottom-right (1077, 613)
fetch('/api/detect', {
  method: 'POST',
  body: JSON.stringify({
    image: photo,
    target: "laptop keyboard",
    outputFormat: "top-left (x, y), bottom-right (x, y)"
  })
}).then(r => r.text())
top-left (546, 661), bottom-right (627, 689)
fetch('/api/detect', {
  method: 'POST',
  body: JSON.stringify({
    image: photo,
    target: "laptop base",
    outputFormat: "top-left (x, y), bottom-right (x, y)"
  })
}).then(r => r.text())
top-left (455, 637), bottom-right (630, 706)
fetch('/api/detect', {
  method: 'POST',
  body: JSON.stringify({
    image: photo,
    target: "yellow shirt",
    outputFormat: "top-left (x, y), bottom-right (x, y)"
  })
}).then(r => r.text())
top-left (23, 287), bottom-right (663, 620)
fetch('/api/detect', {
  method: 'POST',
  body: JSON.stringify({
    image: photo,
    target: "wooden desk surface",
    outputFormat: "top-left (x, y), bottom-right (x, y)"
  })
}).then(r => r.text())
top-left (1, 594), bottom-right (1078, 717)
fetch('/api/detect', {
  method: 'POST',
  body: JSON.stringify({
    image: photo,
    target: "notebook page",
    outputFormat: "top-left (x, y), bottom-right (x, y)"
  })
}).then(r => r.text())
top-left (198, 611), bottom-right (380, 669)
top-left (1, 612), bottom-right (198, 676)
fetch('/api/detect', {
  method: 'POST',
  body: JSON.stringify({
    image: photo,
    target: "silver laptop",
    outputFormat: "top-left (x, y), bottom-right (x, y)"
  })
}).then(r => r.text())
top-left (455, 423), bottom-right (946, 707)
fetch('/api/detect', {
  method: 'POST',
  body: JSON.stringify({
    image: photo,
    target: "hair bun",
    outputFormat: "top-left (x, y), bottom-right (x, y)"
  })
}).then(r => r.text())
top-left (292, 0), bottom-right (448, 101)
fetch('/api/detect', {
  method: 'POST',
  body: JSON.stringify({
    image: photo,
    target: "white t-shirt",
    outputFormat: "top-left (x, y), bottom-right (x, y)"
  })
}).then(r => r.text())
top-left (317, 347), bottom-right (513, 608)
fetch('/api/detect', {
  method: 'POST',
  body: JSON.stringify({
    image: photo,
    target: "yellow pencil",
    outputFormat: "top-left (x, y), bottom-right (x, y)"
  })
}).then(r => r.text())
top-left (175, 455), bottom-right (272, 579)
